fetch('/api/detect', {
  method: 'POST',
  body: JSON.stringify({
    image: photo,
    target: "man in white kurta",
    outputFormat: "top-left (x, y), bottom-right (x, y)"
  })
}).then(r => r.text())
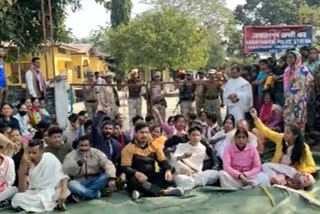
top-left (11, 141), bottom-right (69, 213)
top-left (172, 127), bottom-right (219, 191)
top-left (224, 67), bottom-right (253, 121)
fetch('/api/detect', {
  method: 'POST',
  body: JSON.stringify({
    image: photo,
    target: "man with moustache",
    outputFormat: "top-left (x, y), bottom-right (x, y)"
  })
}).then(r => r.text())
top-left (91, 112), bottom-right (121, 166)
top-left (11, 140), bottom-right (69, 212)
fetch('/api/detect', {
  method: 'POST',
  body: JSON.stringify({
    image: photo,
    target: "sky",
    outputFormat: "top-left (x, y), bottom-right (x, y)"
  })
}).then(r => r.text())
top-left (66, 0), bottom-right (246, 39)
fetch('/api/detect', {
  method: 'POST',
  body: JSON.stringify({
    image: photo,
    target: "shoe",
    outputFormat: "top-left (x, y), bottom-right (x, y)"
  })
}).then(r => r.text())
top-left (69, 195), bottom-right (81, 204)
top-left (101, 188), bottom-right (112, 197)
top-left (166, 187), bottom-right (184, 196)
top-left (14, 206), bottom-right (24, 212)
top-left (131, 190), bottom-right (140, 201)
top-left (0, 200), bottom-right (10, 209)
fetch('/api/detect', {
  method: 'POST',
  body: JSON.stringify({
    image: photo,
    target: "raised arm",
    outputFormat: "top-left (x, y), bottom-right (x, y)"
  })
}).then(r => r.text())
top-left (250, 108), bottom-right (283, 145)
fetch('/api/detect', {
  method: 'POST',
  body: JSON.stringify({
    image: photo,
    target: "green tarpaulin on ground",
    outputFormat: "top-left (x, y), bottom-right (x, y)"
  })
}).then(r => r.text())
top-left (2, 151), bottom-right (320, 213)
top-left (2, 183), bottom-right (320, 214)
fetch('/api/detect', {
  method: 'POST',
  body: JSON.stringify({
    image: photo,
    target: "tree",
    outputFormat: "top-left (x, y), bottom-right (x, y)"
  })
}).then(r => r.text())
top-left (0, 0), bottom-right (84, 61)
top-left (234, 0), bottom-right (301, 25)
top-left (107, 8), bottom-right (209, 73)
top-left (0, 0), bottom-right (110, 61)
top-left (110, 0), bottom-right (132, 28)
top-left (142, 0), bottom-right (241, 64)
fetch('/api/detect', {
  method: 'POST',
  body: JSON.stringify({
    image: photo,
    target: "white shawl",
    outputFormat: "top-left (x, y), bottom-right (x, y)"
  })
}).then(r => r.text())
top-left (224, 77), bottom-right (253, 121)
top-left (12, 153), bottom-right (68, 212)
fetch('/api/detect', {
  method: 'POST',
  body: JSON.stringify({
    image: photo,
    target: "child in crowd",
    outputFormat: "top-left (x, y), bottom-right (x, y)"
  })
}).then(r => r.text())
top-left (219, 127), bottom-right (270, 189)
top-left (252, 59), bottom-right (269, 110)
top-left (173, 126), bottom-right (219, 191)
top-left (150, 125), bottom-right (167, 150)
top-left (263, 64), bottom-right (275, 91)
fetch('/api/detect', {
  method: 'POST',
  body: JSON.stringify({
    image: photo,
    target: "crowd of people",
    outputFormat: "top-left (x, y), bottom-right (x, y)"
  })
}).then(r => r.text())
top-left (0, 46), bottom-right (319, 213)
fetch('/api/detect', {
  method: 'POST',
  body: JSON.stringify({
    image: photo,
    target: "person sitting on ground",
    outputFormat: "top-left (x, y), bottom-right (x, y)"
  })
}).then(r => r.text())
top-left (31, 98), bottom-right (45, 124)
top-left (163, 114), bottom-right (187, 155)
top-left (114, 113), bottom-right (125, 129)
top-left (62, 114), bottom-right (80, 149)
top-left (0, 153), bottom-right (17, 208)
top-left (9, 129), bottom-right (27, 186)
top-left (196, 111), bottom-right (208, 134)
top-left (249, 108), bottom-right (316, 188)
top-left (112, 122), bottom-right (131, 149)
top-left (219, 127), bottom-right (270, 189)
top-left (210, 114), bottom-right (236, 160)
top-left (205, 113), bottom-right (220, 140)
top-left (223, 119), bottom-right (258, 155)
top-left (0, 103), bottom-right (20, 130)
top-left (164, 116), bottom-right (219, 171)
top-left (92, 111), bottom-right (121, 166)
top-left (153, 107), bottom-right (180, 137)
top-left (145, 115), bottom-right (156, 128)
top-left (121, 122), bottom-right (184, 200)
top-left (187, 112), bottom-right (197, 128)
top-left (0, 126), bottom-right (12, 139)
top-left (45, 126), bottom-right (71, 163)
top-left (11, 140), bottom-right (69, 212)
top-left (32, 120), bottom-right (50, 140)
top-left (259, 91), bottom-right (283, 132)
top-left (150, 125), bottom-right (167, 150)
top-left (39, 99), bottom-right (50, 123)
top-left (63, 135), bottom-right (116, 201)
top-left (77, 110), bottom-right (88, 137)
top-left (126, 115), bottom-right (144, 139)
top-left (84, 119), bottom-right (92, 137)
top-left (13, 103), bottom-right (35, 142)
top-left (0, 133), bottom-right (15, 157)
top-left (173, 126), bottom-right (219, 191)
top-left (19, 98), bottom-right (34, 127)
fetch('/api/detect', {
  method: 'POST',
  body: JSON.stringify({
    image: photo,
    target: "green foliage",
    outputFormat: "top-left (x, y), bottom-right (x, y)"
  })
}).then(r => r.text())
top-left (0, 0), bottom-right (105, 62)
top-left (234, 0), bottom-right (300, 25)
top-left (143, 0), bottom-right (242, 63)
top-left (107, 8), bottom-right (209, 73)
top-left (298, 4), bottom-right (320, 26)
top-left (110, 0), bottom-right (132, 28)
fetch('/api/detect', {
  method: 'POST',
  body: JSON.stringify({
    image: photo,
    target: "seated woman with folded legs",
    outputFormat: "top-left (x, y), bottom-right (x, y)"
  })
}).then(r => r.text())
top-left (219, 127), bottom-right (270, 189)
top-left (173, 126), bottom-right (219, 191)
top-left (249, 108), bottom-right (316, 190)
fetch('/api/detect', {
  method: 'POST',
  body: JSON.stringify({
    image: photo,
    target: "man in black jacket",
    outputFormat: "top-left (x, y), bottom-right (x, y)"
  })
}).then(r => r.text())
top-left (121, 122), bottom-right (184, 200)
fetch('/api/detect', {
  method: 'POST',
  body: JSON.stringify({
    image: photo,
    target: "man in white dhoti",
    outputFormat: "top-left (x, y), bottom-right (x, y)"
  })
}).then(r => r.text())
top-left (224, 66), bottom-right (253, 121)
top-left (0, 153), bottom-right (17, 208)
top-left (11, 140), bottom-right (69, 212)
top-left (173, 126), bottom-right (219, 191)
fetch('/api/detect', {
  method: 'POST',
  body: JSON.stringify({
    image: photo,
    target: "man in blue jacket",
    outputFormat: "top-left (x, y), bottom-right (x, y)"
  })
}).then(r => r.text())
top-left (91, 111), bottom-right (121, 167)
